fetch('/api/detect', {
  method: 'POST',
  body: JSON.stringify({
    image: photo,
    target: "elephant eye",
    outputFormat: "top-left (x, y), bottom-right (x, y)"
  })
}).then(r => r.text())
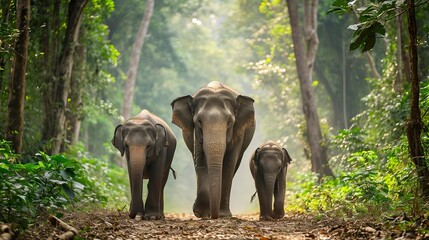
top-left (197, 119), bottom-right (202, 128)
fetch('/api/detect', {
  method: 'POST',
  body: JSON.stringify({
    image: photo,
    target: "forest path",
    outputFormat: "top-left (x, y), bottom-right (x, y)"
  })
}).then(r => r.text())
top-left (18, 210), bottom-right (405, 239)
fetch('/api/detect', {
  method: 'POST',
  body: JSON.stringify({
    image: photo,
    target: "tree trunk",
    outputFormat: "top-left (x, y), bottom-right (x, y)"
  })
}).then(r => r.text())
top-left (405, 0), bottom-right (429, 198)
top-left (394, 6), bottom-right (403, 95)
top-left (364, 52), bottom-right (381, 79)
top-left (0, 0), bottom-right (12, 96)
top-left (41, 0), bottom-right (60, 146)
top-left (342, 37), bottom-right (348, 129)
top-left (286, 0), bottom-right (334, 178)
top-left (48, 0), bottom-right (88, 154)
top-left (6, 0), bottom-right (30, 154)
top-left (65, 27), bottom-right (86, 149)
top-left (122, 0), bottom-right (154, 120)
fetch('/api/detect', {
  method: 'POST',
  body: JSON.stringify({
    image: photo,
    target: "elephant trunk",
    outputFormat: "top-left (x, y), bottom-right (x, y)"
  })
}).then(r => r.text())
top-left (264, 174), bottom-right (277, 218)
top-left (203, 123), bottom-right (227, 219)
top-left (128, 145), bottom-right (146, 219)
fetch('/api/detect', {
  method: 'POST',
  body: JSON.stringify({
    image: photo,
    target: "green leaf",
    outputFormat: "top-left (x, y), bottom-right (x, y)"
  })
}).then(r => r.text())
top-left (50, 179), bottom-right (68, 185)
top-left (372, 21), bottom-right (385, 36)
top-left (362, 33), bottom-right (376, 52)
top-left (73, 181), bottom-right (85, 190)
top-left (51, 155), bottom-right (70, 164)
top-left (350, 28), bottom-right (368, 51)
top-left (349, 21), bottom-right (384, 52)
top-left (0, 162), bottom-right (10, 171)
top-left (348, 23), bottom-right (362, 31)
top-left (62, 184), bottom-right (76, 199)
top-left (59, 169), bottom-right (73, 180)
top-left (22, 163), bottom-right (41, 171)
top-left (327, 7), bottom-right (349, 15)
top-left (328, 0), bottom-right (351, 14)
top-left (38, 161), bottom-right (45, 168)
top-left (332, 0), bottom-right (348, 7)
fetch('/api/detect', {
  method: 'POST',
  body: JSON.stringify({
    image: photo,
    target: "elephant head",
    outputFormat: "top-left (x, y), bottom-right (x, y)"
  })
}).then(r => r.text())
top-left (171, 82), bottom-right (255, 219)
top-left (112, 113), bottom-right (168, 219)
top-left (251, 141), bottom-right (291, 220)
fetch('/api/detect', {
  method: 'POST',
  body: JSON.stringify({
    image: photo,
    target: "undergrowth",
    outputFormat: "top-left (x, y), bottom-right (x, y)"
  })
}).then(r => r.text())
top-left (286, 80), bottom-right (429, 221)
top-left (0, 140), bottom-right (128, 230)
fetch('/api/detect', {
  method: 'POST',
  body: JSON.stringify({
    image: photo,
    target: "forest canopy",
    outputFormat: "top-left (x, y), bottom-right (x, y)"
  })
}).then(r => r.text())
top-left (1, 0), bottom-right (429, 237)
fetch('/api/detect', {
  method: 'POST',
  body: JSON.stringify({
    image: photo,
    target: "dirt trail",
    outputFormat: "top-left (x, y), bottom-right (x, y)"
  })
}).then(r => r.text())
top-left (16, 210), bottom-right (420, 239)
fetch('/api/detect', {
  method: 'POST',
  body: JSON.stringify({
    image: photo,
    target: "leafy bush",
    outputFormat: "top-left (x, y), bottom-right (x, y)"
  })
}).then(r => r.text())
top-left (0, 140), bottom-right (128, 229)
top-left (288, 130), bottom-right (425, 218)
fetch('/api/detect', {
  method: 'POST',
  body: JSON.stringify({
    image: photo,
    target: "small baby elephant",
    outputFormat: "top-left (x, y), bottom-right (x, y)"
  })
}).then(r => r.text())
top-left (249, 141), bottom-right (292, 221)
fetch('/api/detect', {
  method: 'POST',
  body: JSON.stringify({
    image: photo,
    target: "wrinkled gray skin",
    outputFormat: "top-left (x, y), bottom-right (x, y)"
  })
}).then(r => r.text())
top-left (112, 110), bottom-right (176, 220)
top-left (250, 141), bottom-right (292, 221)
top-left (171, 81), bottom-right (255, 219)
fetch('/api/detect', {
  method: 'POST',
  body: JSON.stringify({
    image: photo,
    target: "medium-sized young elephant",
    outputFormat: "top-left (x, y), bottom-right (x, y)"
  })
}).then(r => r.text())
top-left (112, 110), bottom-right (176, 220)
top-left (250, 141), bottom-right (292, 221)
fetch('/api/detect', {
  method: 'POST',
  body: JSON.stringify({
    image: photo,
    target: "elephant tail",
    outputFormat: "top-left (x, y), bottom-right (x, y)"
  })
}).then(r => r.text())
top-left (250, 191), bottom-right (257, 203)
top-left (170, 167), bottom-right (177, 180)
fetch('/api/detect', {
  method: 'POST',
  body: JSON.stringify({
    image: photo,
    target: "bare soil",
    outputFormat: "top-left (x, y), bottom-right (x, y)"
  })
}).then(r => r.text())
top-left (16, 210), bottom-right (429, 239)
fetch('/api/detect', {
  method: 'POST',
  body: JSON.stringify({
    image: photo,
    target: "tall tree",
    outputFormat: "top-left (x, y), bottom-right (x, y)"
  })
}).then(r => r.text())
top-left (39, 0), bottom-right (60, 149)
top-left (6, 0), bottom-right (30, 154)
top-left (286, 0), bottom-right (333, 178)
top-left (43, 0), bottom-right (88, 154)
top-left (405, 0), bottom-right (429, 198)
top-left (121, 0), bottom-right (154, 120)
top-left (65, 27), bottom-right (86, 148)
top-left (0, 0), bottom-right (13, 94)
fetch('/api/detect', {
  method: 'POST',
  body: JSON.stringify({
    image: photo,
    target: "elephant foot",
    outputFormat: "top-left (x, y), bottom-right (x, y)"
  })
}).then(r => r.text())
top-left (129, 211), bottom-right (144, 220)
top-left (193, 201), bottom-right (210, 219)
top-left (193, 209), bottom-right (210, 219)
top-left (135, 214), bottom-right (143, 221)
top-left (130, 211), bottom-right (144, 221)
top-left (144, 212), bottom-right (164, 221)
top-left (274, 208), bottom-right (285, 219)
top-left (259, 215), bottom-right (273, 221)
top-left (220, 209), bottom-right (232, 218)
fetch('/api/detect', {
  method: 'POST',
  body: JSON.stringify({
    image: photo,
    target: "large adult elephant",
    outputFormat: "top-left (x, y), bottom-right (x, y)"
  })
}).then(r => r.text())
top-left (112, 109), bottom-right (176, 220)
top-left (171, 81), bottom-right (255, 219)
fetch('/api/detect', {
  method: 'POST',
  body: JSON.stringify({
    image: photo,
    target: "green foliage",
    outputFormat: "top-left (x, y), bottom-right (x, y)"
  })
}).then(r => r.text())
top-left (289, 146), bottom-right (419, 218)
top-left (289, 48), bottom-right (429, 218)
top-left (328, 0), bottom-right (401, 52)
top-left (285, 12), bottom-right (429, 214)
top-left (421, 80), bottom-right (429, 151)
top-left (0, 140), bottom-right (128, 229)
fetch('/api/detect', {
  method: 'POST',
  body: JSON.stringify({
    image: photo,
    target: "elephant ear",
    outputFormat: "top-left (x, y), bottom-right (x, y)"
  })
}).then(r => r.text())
top-left (254, 147), bottom-right (261, 166)
top-left (282, 148), bottom-right (292, 166)
top-left (171, 95), bottom-right (194, 132)
top-left (155, 123), bottom-right (168, 155)
top-left (112, 124), bottom-right (124, 156)
top-left (234, 95), bottom-right (255, 136)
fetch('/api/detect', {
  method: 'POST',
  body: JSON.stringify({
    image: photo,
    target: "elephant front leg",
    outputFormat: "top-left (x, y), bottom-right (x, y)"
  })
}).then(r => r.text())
top-left (193, 142), bottom-right (210, 219)
top-left (255, 176), bottom-right (272, 221)
top-left (144, 154), bottom-right (166, 220)
top-left (219, 139), bottom-right (244, 218)
top-left (273, 171), bottom-right (286, 219)
top-left (127, 157), bottom-right (145, 220)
